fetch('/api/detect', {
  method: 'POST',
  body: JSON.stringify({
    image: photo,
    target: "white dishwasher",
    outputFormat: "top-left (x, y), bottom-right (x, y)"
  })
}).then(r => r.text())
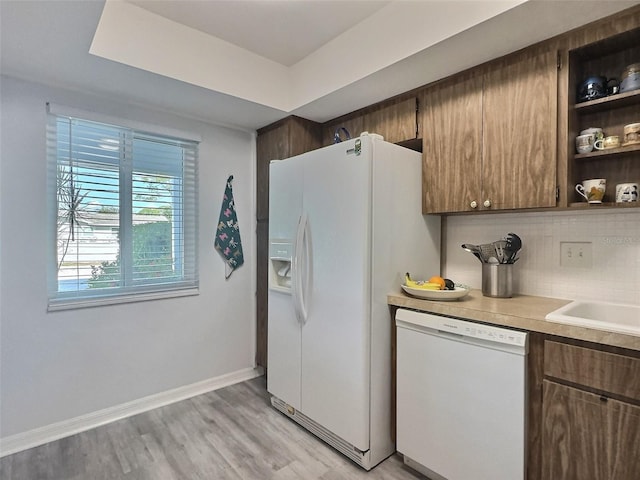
top-left (395, 308), bottom-right (528, 480)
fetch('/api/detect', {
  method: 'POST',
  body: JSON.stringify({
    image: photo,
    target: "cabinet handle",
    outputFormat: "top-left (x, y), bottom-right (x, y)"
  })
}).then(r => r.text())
top-left (470, 200), bottom-right (478, 209)
top-left (483, 199), bottom-right (491, 208)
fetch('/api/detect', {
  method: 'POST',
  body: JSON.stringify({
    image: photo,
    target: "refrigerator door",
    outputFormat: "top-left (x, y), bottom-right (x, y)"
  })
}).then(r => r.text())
top-left (299, 138), bottom-right (372, 450)
top-left (267, 159), bottom-right (303, 409)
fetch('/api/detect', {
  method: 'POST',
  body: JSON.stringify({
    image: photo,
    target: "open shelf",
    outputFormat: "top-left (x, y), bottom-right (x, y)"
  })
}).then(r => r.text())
top-left (574, 143), bottom-right (640, 160)
top-left (569, 201), bottom-right (639, 209)
top-left (568, 27), bottom-right (640, 209)
top-left (574, 89), bottom-right (640, 113)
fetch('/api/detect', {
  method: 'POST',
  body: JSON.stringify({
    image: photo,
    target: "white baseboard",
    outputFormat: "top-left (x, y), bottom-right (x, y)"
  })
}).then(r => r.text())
top-left (0, 366), bottom-right (264, 458)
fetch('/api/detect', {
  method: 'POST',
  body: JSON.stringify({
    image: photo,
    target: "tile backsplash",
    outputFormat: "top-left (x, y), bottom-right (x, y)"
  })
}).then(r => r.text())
top-left (443, 209), bottom-right (640, 306)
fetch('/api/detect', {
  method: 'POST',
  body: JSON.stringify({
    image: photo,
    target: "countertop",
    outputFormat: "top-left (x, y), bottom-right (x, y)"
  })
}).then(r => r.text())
top-left (388, 289), bottom-right (640, 351)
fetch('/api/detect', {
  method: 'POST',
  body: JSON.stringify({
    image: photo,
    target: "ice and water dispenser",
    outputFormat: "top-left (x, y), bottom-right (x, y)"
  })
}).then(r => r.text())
top-left (269, 240), bottom-right (293, 293)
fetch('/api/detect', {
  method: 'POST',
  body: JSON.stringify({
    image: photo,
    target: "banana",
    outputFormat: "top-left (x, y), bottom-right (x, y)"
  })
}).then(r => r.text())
top-left (405, 272), bottom-right (441, 290)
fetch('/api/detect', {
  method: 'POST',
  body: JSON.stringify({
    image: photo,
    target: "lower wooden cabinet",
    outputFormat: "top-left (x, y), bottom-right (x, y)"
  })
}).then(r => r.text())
top-left (540, 341), bottom-right (640, 480)
top-left (542, 380), bottom-right (640, 479)
top-left (255, 220), bottom-right (269, 368)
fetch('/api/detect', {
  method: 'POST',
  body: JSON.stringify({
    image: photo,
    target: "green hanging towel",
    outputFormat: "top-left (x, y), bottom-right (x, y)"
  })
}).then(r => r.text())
top-left (215, 175), bottom-right (244, 278)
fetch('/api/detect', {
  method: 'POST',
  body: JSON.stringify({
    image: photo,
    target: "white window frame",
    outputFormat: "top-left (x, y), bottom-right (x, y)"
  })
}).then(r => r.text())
top-left (46, 103), bottom-right (200, 310)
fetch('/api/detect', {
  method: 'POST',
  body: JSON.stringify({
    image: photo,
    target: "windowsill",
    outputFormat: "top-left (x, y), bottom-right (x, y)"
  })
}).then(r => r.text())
top-left (47, 286), bottom-right (199, 312)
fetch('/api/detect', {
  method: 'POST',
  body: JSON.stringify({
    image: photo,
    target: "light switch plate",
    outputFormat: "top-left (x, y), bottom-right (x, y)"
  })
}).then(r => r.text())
top-left (560, 242), bottom-right (592, 268)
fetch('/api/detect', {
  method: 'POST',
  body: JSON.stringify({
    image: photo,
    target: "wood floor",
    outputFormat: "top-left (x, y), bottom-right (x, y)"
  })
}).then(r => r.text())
top-left (0, 376), bottom-right (423, 480)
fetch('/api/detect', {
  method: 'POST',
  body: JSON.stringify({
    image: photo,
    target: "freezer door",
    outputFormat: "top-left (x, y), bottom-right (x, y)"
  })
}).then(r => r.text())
top-left (300, 139), bottom-right (372, 451)
top-left (269, 159), bottom-right (303, 241)
top-left (267, 159), bottom-right (303, 409)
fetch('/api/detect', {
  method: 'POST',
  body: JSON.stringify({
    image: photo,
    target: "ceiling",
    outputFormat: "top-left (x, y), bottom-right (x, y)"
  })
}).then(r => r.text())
top-left (1, 1), bottom-right (638, 131)
top-left (128, 0), bottom-right (392, 67)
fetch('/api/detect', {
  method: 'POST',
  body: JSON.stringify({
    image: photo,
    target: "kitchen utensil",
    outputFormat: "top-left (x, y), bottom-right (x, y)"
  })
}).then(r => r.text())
top-left (504, 233), bottom-right (522, 263)
top-left (492, 239), bottom-right (507, 264)
top-left (464, 235), bottom-right (521, 264)
top-left (479, 243), bottom-right (499, 264)
top-left (461, 243), bottom-right (483, 263)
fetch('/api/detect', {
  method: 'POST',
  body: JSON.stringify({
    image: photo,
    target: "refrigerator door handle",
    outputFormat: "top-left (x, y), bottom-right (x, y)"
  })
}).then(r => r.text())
top-left (300, 213), bottom-right (312, 324)
top-left (292, 213), bottom-right (307, 325)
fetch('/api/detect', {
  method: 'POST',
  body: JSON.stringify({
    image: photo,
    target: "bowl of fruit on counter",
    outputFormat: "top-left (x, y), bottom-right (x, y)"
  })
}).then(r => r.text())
top-left (401, 273), bottom-right (471, 301)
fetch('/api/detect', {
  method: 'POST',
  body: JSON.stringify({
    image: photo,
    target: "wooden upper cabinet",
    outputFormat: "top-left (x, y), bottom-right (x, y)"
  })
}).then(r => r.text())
top-left (364, 97), bottom-right (418, 144)
top-left (421, 46), bottom-right (558, 214)
top-left (256, 116), bottom-right (322, 221)
top-left (482, 48), bottom-right (558, 210)
top-left (322, 97), bottom-right (418, 146)
top-left (422, 75), bottom-right (483, 214)
top-left (257, 125), bottom-right (287, 221)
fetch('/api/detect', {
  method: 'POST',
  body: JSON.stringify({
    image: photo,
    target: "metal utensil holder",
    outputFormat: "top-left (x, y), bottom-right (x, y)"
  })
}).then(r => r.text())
top-left (482, 263), bottom-right (513, 298)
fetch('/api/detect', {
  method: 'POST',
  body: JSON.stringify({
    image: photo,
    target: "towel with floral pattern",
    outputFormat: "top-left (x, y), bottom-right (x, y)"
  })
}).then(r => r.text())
top-left (215, 175), bottom-right (244, 278)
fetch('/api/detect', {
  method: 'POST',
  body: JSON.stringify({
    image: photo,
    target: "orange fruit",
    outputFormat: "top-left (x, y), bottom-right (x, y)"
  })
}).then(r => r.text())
top-left (428, 276), bottom-right (446, 290)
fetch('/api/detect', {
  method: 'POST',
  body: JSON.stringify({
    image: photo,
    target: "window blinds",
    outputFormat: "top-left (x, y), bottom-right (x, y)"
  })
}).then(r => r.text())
top-left (47, 112), bottom-right (198, 309)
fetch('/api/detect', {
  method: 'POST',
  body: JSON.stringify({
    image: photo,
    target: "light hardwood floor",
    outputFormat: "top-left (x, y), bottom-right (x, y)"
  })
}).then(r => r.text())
top-left (0, 376), bottom-right (423, 480)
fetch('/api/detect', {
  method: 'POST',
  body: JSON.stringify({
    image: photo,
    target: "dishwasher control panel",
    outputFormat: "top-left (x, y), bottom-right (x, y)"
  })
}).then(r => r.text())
top-left (395, 308), bottom-right (528, 348)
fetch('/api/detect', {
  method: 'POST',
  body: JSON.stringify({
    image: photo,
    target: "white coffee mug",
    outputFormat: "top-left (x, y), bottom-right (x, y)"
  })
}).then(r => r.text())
top-left (594, 135), bottom-right (620, 150)
top-left (575, 133), bottom-right (594, 154)
top-left (576, 179), bottom-right (606, 203)
top-left (615, 183), bottom-right (639, 203)
top-left (580, 127), bottom-right (604, 141)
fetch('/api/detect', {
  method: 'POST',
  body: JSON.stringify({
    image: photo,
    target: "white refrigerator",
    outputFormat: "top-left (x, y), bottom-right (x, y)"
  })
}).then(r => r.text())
top-left (267, 133), bottom-right (440, 470)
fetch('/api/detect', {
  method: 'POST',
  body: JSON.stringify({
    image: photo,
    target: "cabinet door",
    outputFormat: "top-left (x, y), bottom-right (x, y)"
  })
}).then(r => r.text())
top-left (608, 396), bottom-right (640, 479)
top-left (322, 98), bottom-right (417, 146)
top-left (287, 117), bottom-right (323, 158)
top-left (483, 49), bottom-right (558, 210)
top-left (542, 380), bottom-right (640, 480)
top-left (422, 75), bottom-right (483, 213)
top-left (255, 219), bottom-right (269, 368)
top-left (364, 98), bottom-right (417, 144)
top-left (542, 380), bottom-right (609, 480)
top-left (257, 117), bottom-right (322, 221)
top-left (256, 123), bottom-right (289, 221)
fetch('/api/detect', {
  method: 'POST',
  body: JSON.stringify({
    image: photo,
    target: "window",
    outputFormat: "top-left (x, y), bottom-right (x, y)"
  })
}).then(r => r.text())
top-left (47, 109), bottom-right (198, 309)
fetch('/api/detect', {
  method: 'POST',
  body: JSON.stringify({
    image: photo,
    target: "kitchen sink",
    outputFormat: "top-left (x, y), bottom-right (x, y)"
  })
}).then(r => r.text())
top-left (545, 300), bottom-right (640, 336)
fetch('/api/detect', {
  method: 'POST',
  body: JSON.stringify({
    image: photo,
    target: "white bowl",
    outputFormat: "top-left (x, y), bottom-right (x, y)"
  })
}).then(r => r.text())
top-left (401, 284), bottom-right (471, 301)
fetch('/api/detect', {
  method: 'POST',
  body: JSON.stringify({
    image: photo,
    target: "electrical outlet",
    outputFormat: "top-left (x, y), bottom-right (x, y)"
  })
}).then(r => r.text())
top-left (560, 242), bottom-right (592, 268)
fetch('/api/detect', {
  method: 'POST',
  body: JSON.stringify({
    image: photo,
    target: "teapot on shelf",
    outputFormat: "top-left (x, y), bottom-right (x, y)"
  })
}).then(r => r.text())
top-left (577, 75), bottom-right (619, 103)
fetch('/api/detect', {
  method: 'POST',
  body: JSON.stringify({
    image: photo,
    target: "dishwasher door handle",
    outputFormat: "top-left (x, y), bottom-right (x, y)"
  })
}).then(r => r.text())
top-left (436, 329), bottom-right (465, 340)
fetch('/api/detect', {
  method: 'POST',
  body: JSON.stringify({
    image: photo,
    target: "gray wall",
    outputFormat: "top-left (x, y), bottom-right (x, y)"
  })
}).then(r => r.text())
top-left (0, 76), bottom-right (256, 437)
